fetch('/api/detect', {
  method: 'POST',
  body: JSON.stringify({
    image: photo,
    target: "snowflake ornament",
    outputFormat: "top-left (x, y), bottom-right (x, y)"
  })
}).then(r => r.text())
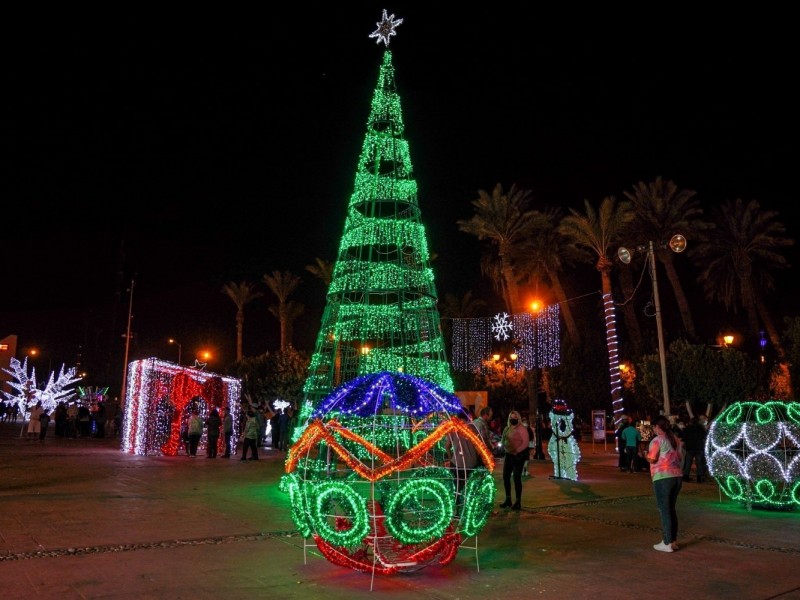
top-left (491, 312), bottom-right (514, 341)
top-left (369, 9), bottom-right (403, 46)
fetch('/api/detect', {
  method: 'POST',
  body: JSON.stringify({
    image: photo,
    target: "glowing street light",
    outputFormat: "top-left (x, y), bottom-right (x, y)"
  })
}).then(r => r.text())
top-left (618, 234), bottom-right (687, 417)
top-left (168, 338), bottom-right (182, 365)
top-left (723, 335), bottom-right (734, 346)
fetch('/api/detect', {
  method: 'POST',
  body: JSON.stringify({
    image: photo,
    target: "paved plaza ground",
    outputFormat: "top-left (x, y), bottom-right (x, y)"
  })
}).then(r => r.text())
top-left (1, 420), bottom-right (799, 599)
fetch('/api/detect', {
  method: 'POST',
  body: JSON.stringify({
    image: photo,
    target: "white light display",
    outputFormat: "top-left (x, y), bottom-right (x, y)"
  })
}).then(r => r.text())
top-left (547, 399), bottom-right (581, 480)
top-left (491, 312), bottom-right (513, 341)
top-left (706, 400), bottom-right (800, 509)
top-left (121, 358), bottom-right (241, 457)
top-left (1, 357), bottom-right (81, 417)
top-left (602, 293), bottom-right (625, 423)
top-left (450, 304), bottom-right (561, 372)
top-left (369, 9), bottom-right (403, 46)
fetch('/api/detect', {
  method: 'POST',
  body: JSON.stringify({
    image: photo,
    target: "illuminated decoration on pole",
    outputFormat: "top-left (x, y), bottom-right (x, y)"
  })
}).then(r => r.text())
top-left (602, 293), bottom-right (625, 424)
top-left (491, 312), bottom-right (513, 341)
top-left (1, 357), bottom-right (81, 418)
top-left (547, 399), bottom-right (581, 480)
top-left (450, 304), bottom-right (561, 372)
top-left (120, 358), bottom-right (241, 457)
top-left (280, 371), bottom-right (496, 577)
top-left (705, 400), bottom-right (800, 509)
top-left (296, 22), bottom-right (453, 432)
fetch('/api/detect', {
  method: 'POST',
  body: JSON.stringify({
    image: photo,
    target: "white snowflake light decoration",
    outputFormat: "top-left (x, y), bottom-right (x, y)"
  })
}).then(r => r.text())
top-left (1, 357), bottom-right (81, 417)
top-left (491, 312), bottom-right (513, 341)
top-left (369, 9), bottom-right (403, 46)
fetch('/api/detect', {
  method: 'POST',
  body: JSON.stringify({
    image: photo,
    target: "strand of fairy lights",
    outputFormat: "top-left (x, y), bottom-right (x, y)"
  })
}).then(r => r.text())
top-left (706, 400), bottom-right (800, 507)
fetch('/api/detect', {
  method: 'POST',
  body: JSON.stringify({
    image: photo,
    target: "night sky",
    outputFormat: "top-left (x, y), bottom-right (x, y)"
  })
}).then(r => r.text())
top-left (3, 6), bottom-right (796, 380)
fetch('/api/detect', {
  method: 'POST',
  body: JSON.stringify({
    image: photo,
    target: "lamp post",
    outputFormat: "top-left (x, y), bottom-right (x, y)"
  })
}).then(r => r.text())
top-left (492, 352), bottom-right (518, 374)
top-left (168, 338), bottom-right (182, 365)
top-left (120, 278), bottom-right (135, 412)
top-left (618, 234), bottom-right (686, 418)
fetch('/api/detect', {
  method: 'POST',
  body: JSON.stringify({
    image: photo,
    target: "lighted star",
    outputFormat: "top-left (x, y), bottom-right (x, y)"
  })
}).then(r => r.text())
top-left (368, 9), bottom-right (403, 46)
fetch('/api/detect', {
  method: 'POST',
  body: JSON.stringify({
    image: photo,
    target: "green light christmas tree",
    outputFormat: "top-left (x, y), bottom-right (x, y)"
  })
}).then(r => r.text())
top-left (296, 14), bottom-right (454, 427)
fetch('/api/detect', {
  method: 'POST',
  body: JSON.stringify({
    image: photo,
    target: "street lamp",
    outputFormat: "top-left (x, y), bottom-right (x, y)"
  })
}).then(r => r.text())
top-left (723, 335), bottom-right (734, 346)
top-left (618, 234), bottom-right (687, 417)
top-left (168, 338), bottom-right (182, 365)
top-left (28, 348), bottom-right (52, 375)
top-left (492, 352), bottom-right (518, 372)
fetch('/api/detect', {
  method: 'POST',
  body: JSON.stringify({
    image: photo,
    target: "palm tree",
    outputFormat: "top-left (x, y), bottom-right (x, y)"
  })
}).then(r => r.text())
top-left (457, 183), bottom-right (538, 314)
top-left (220, 281), bottom-right (263, 362)
top-left (263, 271), bottom-right (304, 351)
top-left (439, 290), bottom-right (488, 321)
top-left (438, 290), bottom-right (488, 353)
top-left (512, 207), bottom-right (587, 348)
top-left (305, 257), bottom-right (334, 287)
top-left (558, 197), bottom-right (635, 423)
top-left (623, 177), bottom-right (709, 341)
top-left (693, 198), bottom-right (794, 360)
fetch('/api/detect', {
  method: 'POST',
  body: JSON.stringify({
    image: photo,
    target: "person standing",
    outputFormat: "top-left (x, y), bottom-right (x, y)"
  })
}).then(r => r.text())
top-left (472, 406), bottom-right (493, 453)
top-left (187, 409), bottom-right (203, 457)
top-left (615, 416), bottom-right (631, 472)
top-left (205, 408), bottom-right (221, 458)
top-left (27, 401), bottom-right (44, 440)
top-left (240, 410), bottom-right (260, 460)
top-left (278, 408), bottom-right (291, 451)
top-left (646, 415), bottom-right (684, 553)
top-left (270, 409), bottom-right (281, 450)
top-left (682, 417), bottom-right (708, 483)
top-left (621, 419), bottom-right (642, 473)
top-left (38, 409), bottom-right (51, 440)
top-left (222, 407), bottom-right (234, 458)
top-left (499, 410), bottom-right (530, 510)
top-left (445, 413), bottom-right (478, 505)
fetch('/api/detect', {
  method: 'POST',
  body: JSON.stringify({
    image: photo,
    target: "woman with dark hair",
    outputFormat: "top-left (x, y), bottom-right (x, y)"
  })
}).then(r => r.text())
top-left (646, 415), bottom-right (684, 553)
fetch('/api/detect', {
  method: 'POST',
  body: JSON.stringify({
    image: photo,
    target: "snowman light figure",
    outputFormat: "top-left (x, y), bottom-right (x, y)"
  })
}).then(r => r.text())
top-left (547, 399), bottom-right (581, 480)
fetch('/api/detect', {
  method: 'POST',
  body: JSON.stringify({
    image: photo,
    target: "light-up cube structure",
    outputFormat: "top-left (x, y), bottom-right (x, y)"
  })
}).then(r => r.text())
top-left (121, 358), bottom-right (242, 457)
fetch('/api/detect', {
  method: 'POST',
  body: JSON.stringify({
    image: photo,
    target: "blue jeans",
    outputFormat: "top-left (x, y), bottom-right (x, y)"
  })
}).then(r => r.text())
top-left (653, 476), bottom-right (682, 544)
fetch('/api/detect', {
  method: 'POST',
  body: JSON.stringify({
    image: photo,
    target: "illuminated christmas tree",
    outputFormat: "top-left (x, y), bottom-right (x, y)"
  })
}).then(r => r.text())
top-left (297, 18), bottom-right (453, 426)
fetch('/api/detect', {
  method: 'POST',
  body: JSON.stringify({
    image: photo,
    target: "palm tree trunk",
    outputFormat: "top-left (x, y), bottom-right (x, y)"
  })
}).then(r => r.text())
top-left (754, 294), bottom-right (786, 360)
top-left (600, 267), bottom-right (625, 422)
top-left (660, 254), bottom-right (697, 340)
top-left (738, 275), bottom-right (761, 343)
top-left (235, 310), bottom-right (244, 362)
top-left (500, 251), bottom-right (522, 313)
top-left (548, 270), bottom-right (580, 347)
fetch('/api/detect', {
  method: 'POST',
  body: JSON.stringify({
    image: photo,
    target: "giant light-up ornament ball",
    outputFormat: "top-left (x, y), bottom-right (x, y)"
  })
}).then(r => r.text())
top-left (706, 400), bottom-right (800, 509)
top-left (280, 372), bottom-right (495, 574)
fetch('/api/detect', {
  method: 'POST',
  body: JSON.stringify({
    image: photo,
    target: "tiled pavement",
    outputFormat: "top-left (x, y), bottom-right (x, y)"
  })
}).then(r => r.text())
top-left (1, 422), bottom-right (798, 599)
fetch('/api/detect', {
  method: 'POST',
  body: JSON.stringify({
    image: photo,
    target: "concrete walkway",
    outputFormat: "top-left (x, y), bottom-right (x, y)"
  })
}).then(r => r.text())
top-left (1, 422), bottom-right (798, 599)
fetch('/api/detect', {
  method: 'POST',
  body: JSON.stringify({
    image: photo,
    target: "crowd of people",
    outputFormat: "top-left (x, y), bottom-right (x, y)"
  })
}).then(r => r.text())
top-left (179, 400), bottom-right (298, 460)
top-left (2, 398), bottom-right (119, 440)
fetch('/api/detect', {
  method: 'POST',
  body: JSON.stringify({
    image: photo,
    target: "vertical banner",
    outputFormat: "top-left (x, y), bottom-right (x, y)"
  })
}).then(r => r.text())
top-left (592, 410), bottom-right (607, 451)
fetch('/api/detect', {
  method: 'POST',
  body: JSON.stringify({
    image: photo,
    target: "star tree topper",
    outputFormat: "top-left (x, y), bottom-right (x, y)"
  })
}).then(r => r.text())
top-left (369, 9), bottom-right (403, 46)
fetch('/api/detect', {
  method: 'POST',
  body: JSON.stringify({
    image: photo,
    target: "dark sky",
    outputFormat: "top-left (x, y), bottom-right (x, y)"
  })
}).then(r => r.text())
top-left (3, 6), bottom-right (796, 379)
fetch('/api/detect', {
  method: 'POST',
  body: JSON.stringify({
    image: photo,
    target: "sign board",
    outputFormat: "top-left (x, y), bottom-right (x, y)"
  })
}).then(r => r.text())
top-left (592, 410), bottom-right (606, 441)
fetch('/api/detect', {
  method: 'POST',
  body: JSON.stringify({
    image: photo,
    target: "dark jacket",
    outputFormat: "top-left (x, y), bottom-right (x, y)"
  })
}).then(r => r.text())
top-left (205, 411), bottom-right (222, 438)
top-left (682, 422), bottom-right (707, 452)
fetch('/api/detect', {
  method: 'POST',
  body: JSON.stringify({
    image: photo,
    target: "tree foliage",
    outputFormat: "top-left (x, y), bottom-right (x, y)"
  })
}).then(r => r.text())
top-left (638, 339), bottom-right (757, 418)
top-left (228, 347), bottom-right (309, 408)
